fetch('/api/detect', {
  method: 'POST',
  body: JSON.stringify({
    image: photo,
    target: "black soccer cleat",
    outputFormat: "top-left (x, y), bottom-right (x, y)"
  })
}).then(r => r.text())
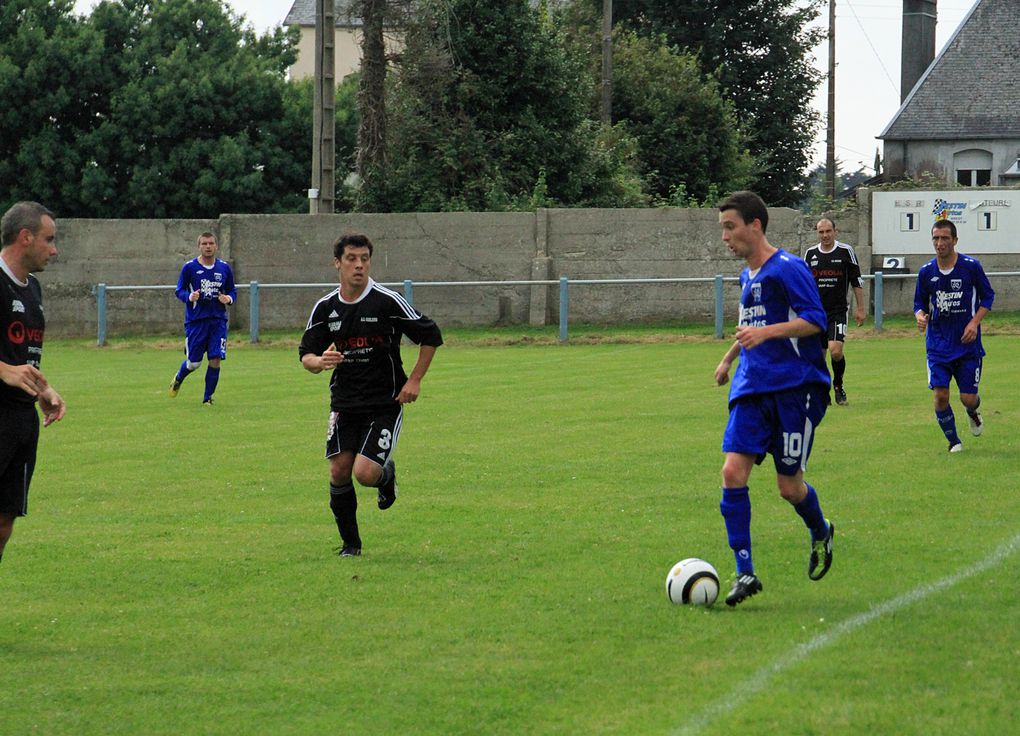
top-left (377, 459), bottom-right (398, 510)
top-left (337, 545), bottom-right (362, 557)
top-left (808, 519), bottom-right (835, 581)
top-left (834, 386), bottom-right (848, 405)
top-left (725, 574), bottom-right (763, 607)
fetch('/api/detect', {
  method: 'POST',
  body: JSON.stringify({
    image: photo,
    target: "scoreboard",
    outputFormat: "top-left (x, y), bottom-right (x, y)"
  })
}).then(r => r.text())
top-left (872, 190), bottom-right (1020, 254)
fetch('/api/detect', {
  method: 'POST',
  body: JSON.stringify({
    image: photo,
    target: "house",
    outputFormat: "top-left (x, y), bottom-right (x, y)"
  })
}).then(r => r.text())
top-left (283, 0), bottom-right (391, 81)
top-left (879, 0), bottom-right (1020, 186)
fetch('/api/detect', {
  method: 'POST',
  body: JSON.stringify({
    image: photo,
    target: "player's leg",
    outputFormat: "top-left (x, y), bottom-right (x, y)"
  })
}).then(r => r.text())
top-left (202, 324), bottom-right (228, 404)
top-left (829, 315), bottom-right (848, 405)
top-left (929, 359), bottom-right (962, 451)
top-left (352, 405), bottom-right (403, 510)
top-left (0, 512), bottom-right (14, 564)
top-left (170, 323), bottom-right (205, 397)
top-left (326, 411), bottom-right (362, 555)
top-left (720, 399), bottom-right (767, 606)
top-left (955, 356), bottom-right (983, 437)
top-left (772, 386), bottom-right (833, 580)
top-left (0, 407), bottom-right (38, 565)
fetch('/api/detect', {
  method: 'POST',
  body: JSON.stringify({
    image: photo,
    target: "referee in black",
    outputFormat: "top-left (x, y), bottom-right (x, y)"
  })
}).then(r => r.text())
top-left (300, 233), bottom-right (442, 557)
top-left (804, 218), bottom-right (865, 405)
top-left (0, 202), bottom-right (67, 565)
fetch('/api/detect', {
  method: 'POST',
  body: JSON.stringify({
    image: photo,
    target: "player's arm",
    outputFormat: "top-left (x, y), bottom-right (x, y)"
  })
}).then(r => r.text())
top-left (714, 341), bottom-right (740, 386)
top-left (218, 265), bottom-right (237, 305)
top-left (853, 286), bottom-right (866, 325)
top-left (175, 265), bottom-right (198, 304)
top-left (961, 306), bottom-right (990, 344)
top-left (38, 384), bottom-right (66, 427)
top-left (735, 317), bottom-right (821, 349)
top-left (913, 274), bottom-right (929, 331)
top-left (396, 345), bottom-right (438, 404)
top-left (301, 343), bottom-right (342, 374)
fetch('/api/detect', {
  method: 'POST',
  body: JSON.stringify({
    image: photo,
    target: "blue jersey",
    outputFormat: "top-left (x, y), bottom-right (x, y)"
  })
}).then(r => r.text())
top-left (728, 249), bottom-right (830, 406)
top-left (913, 254), bottom-right (994, 361)
top-left (175, 257), bottom-right (237, 325)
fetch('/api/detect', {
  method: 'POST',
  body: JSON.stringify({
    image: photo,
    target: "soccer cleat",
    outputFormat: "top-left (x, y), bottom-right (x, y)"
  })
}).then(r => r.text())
top-left (968, 410), bottom-right (983, 437)
top-left (202, 399), bottom-right (214, 406)
top-left (725, 574), bottom-right (762, 607)
top-left (337, 545), bottom-right (362, 557)
top-left (377, 459), bottom-right (398, 510)
top-left (169, 378), bottom-right (181, 397)
top-left (948, 442), bottom-right (964, 453)
top-left (808, 520), bottom-right (835, 581)
top-left (834, 386), bottom-right (848, 405)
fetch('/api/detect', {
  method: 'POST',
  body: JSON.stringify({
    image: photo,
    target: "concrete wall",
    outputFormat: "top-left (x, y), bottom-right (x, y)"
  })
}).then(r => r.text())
top-left (37, 194), bottom-right (1017, 339)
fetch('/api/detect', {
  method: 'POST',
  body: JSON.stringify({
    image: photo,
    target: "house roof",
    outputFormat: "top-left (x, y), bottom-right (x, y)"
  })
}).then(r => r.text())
top-left (880, 0), bottom-right (1020, 141)
top-left (284, 1), bottom-right (363, 28)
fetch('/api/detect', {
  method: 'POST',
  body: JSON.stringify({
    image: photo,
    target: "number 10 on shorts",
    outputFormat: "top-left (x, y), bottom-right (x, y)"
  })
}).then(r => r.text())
top-left (783, 432), bottom-right (803, 459)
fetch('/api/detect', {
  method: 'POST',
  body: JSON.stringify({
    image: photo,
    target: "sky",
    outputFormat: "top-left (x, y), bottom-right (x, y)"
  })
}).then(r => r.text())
top-left (72, 0), bottom-right (980, 177)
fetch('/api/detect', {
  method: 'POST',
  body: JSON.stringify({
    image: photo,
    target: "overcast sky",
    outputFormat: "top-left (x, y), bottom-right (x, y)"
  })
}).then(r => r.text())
top-left (72, 0), bottom-right (978, 178)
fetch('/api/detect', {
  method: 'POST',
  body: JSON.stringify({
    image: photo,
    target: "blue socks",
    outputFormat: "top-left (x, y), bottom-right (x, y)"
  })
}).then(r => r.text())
top-left (203, 367), bottom-right (220, 402)
top-left (936, 406), bottom-right (961, 446)
top-left (794, 483), bottom-right (828, 541)
top-left (175, 360), bottom-right (193, 384)
top-left (720, 486), bottom-right (754, 575)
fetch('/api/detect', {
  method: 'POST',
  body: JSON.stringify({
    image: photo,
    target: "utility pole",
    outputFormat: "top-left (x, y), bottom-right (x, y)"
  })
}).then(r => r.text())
top-left (601, 0), bottom-right (612, 124)
top-left (825, 0), bottom-right (836, 202)
top-left (311, 0), bottom-right (335, 214)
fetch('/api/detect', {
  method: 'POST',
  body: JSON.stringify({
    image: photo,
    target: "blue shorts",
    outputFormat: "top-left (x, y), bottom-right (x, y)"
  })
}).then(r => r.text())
top-left (927, 355), bottom-right (982, 394)
top-left (722, 385), bottom-right (828, 476)
top-left (184, 320), bottom-right (228, 363)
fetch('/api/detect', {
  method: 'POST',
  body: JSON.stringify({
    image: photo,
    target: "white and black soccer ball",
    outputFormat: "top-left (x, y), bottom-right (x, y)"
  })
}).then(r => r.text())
top-left (666, 558), bottom-right (720, 607)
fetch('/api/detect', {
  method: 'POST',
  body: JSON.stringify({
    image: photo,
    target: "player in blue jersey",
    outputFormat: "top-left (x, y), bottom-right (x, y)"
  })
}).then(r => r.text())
top-left (712, 191), bottom-right (835, 607)
top-left (913, 219), bottom-right (994, 453)
top-left (0, 202), bottom-right (66, 566)
top-left (168, 232), bottom-right (237, 404)
top-left (300, 233), bottom-right (442, 557)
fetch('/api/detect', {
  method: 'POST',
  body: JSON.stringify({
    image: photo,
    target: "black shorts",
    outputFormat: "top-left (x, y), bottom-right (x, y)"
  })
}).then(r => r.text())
top-left (0, 402), bottom-right (40, 517)
top-left (324, 404), bottom-right (403, 467)
top-left (826, 314), bottom-right (848, 343)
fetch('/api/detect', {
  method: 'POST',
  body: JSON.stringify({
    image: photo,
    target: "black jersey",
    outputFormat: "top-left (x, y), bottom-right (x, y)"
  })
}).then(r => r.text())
top-left (804, 241), bottom-right (863, 317)
top-left (0, 262), bottom-right (46, 406)
top-left (299, 279), bottom-right (443, 411)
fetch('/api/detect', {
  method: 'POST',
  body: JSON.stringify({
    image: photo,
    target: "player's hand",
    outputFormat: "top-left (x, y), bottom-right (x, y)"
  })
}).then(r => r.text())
top-left (38, 386), bottom-right (66, 427)
top-left (189, 290), bottom-right (200, 302)
top-left (396, 376), bottom-right (422, 404)
top-left (961, 320), bottom-right (979, 344)
top-left (915, 311), bottom-right (928, 332)
top-left (734, 325), bottom-right (768, 349)
top-left (319, 343), bottom-right (343, 370)
top-left (855, 308), bottom-right (866, 326)
top-left (0, 363), bottom-right (48, 397)
top-left (217, 294), bottom-right (232, 305)
top-left (714, 362), bottom-right (731, 386)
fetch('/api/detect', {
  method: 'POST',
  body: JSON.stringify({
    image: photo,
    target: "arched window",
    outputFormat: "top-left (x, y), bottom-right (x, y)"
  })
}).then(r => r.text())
top-left (954, 149), bottom-right (993, 186)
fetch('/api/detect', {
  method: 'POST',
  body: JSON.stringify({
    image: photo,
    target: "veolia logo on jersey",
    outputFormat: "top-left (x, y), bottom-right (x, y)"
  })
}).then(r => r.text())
top-left (7, 321), bottom-right (44, 345)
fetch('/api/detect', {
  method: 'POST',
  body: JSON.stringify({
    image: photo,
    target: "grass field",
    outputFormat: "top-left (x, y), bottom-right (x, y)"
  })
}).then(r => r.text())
top-left (2, 329), bottom-right (1018, 735)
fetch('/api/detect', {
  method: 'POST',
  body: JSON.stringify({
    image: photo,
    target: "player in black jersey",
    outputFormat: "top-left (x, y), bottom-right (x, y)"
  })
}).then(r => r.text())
top-left (299, 233), bottom-right (443, 557)
top-left (804, 219), bottom-right (865, 405)
top-left (0, 202), bottom-right (66, 566)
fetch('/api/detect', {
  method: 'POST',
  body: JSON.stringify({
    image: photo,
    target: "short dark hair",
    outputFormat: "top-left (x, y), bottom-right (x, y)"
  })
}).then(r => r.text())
top-left (197, 231), bottom-right (217, 245)
top-left (932, 219), bottom-right (957, 238)
top-left (333, 233), bottom-right (374, 258)
top-left (718, 191), bottom-right (769, 233)
top-left (1, 201), bottom-right (55, 247)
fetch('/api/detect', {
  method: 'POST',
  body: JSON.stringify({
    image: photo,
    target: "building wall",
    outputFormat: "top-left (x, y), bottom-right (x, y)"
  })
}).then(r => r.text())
top-left (38, 197), bottom-right (1017, 340)
top-left (884, 139), bottom-right (1020, 185)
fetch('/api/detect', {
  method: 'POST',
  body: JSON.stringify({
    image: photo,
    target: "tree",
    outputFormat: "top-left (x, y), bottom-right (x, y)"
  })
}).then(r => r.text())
top-left (577, 0), bottom-right (824, 206)
top-left (1, 0), bottom-right (314, 218)
top-left (610, 29), bottom-right (752, 203)
top-left (358, 0), bottom-right (644, 211)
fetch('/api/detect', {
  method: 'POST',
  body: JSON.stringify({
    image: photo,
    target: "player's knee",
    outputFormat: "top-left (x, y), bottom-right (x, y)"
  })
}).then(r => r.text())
top-left (353, 466), bottom-right (380, 487)
top-left (777, 477), bottom-right (806, 504)
top-left (186, 360), bottom-right (203, 371)
top-left (0, 515), bottom-right (14, 546)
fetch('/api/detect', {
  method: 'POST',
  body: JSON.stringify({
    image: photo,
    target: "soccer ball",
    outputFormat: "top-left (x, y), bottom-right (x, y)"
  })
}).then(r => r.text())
top-left (666, 558), bottom-right (720, 607)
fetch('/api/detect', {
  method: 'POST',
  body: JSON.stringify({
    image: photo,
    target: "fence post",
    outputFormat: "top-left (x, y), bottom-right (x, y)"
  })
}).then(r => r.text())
top-left (714, 275), bottom-right (725, 338)
top-left (558, 277), bottom-right (568, 342)
top-left (873, 272), bottom-right (884, 332)
top-left (96, 283), bottom-right (107, 346)
top-left (249, 281), bottom-right (259, 343)
top-left (403, 279), bottom-right (414, 306)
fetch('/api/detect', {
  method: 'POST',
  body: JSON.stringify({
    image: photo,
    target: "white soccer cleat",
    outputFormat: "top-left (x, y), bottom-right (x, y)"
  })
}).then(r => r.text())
top-left (968, 410), bottom-right (983, 437)
top-left (949, 442), bottom-right (964, 453)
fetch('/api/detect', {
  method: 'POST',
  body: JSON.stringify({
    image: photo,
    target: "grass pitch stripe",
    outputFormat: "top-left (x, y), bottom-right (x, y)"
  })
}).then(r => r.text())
top-left (673, 531), bottom-right (1020, 736)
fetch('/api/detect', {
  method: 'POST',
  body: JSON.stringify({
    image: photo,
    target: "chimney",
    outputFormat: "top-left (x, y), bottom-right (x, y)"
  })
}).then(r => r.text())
top-left (901, 0), bottom-right (937, 102)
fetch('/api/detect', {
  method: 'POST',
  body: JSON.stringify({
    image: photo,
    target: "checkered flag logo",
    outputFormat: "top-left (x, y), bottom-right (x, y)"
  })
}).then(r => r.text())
top-left (932, 199), bottom-right (947, 216)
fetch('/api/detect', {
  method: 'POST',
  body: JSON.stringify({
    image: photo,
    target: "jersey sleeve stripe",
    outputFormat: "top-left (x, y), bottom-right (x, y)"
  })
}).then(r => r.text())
top-left (372, 283), bottom-right (422, 320)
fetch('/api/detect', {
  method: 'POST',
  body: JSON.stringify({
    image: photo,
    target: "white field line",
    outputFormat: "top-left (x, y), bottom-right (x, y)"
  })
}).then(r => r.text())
top-left (673, 531), bottom-right (1020, 736)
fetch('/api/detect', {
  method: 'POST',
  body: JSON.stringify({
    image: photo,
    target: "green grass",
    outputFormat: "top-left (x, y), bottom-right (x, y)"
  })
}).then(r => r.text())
top-left (2, 332), bottom-right (1018, 735)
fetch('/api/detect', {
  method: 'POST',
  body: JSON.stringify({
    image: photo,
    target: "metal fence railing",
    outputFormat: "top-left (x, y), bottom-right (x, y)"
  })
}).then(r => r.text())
top-left (92, 271), bottom-right (1020, 346)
